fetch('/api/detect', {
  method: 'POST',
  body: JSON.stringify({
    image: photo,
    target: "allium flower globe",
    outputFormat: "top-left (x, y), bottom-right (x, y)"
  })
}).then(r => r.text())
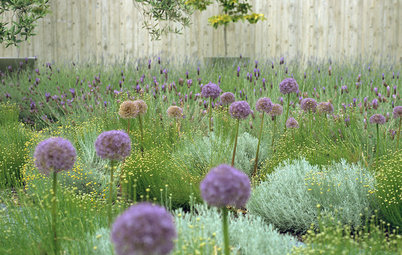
top-left (300, 98), bottom-right (318, 112)
top-left (200, 164), bottom-right (251, 208)
top-left (229, 101), bottom-right (251, 120)
top-left (369, 114), bottom-right (386, 124)
top-left (201, 82), bottom-right (221, 99)
top-left (34, 137), bottom-right (76, 175)
top-left (317, 101), bottom-right (334, 114)
top-left (95, 130), bottom-right (131, 161)
top-left (134, 99), bottom-right (148, 115)
top-left (220, 92), bottom-right (235, 105)
top-left (111, 202), bottom-right (177, 255)
top-left (279, 78), bottom-right (299, 94)
top-left (256, 97), bottom-right (273, 113)
top-left (286, 117), bottom-right (299, 129)
top-left (118, 101), bottom-right (138, 119)
top-left (393, 106), bottom-right (402, 119)
top-left (270, 104), bottom-right (283, 117)
top-left (167, 106), bottom-right (183, 118)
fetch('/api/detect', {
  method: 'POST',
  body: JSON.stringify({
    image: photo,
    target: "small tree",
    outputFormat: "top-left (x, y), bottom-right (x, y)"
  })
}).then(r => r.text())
top-left (187, 0), bottom-right (266, 56)
top-left (0, 0), bottom-right (50, 47)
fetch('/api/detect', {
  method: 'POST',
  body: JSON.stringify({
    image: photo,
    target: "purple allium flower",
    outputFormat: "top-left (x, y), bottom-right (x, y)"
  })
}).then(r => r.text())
top-left (279, 78), bottom-right (299, 94)
top-left (393, 106), bottom-right (402, 119)
top-left (369, 114), bottom-right (386, 124)
top-left (220, 92), bottom-right (235, 106)
top-left (286, 117), bottom-right (299, 128)
top-left (95, 130), bottom-right (131, 161)
top-left (317, 101), bottom-right (334, 114)
top-left (111, 202), bottom-right (176, 255)
top-left (201, 82), bottom-right (221, 99)
top-left (200, 164), bottom-right (251, 208)
top-left (34, 137), bottom-right (76, 175)
top-left (270, 104), bottom-right (283, 117)
top-left (255, 97), bottom-right (273, 113)
top-left (229, 101), bottom-right (251, 120)
top-left (300, 98), bottom-right (318, 112)
top-left (167, 106), bottom-right (183, 118)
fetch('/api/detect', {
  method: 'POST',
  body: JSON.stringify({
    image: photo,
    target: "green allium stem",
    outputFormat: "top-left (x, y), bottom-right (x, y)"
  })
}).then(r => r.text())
top-left (51, 171), bottom-right (59, 255)
top-left (252, 112), bottom-right (264, 177)
top-left (397, 117), bottom-right (401, 150)
top-left (271, 117), bottom-right (277, 149)
top-left (222, 207), bottom-right (230, 255)
top-left (209, 97), bottom-right (213, 132)
top-left (127, 118), bottom-right (130, 135)
top-left (284, 93), bottom-right (290, 131)
top-left (138, 115), bottom-right (144, 157)
top-left (376, 124), bottom-right (380, 161)
top-left (231, 119), bottom-right (240, 166)
top-left (108, 161), bottom-right (115, 227)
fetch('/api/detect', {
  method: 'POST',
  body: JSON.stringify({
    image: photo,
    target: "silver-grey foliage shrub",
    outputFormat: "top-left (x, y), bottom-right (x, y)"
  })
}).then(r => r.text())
top-left (174, 204), bottom-right (297, 255)
top-left (175, 132), bottom-right (266, 176)
top-left (247, 158), bottom-right (375, 233)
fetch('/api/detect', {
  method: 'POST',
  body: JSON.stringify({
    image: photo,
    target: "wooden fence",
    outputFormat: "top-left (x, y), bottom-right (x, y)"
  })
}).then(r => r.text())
top-left (1, 0), bottom-right (401, 64)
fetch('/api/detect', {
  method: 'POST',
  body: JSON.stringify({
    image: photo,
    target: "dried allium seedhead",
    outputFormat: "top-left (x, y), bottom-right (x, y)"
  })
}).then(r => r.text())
top-left (95, 130), bottom-right (131, 161)
top-left (200, 164), bottom-right (251, 208)
top-left (317, 102), bottom-right (334, 114)
top-left (393, 106), bottom-right (402, 119)
top-left (279, 78), bottom-right (299, 94)
top-left (111, 202), bottom-right (176, 255)
top-left (369, 114), bottom-right (386, 125)
top-left (300, 98), bottom-right (318, 112)
top-left (229, 101), bottom-right (251, 120)
top-left (34, 137), bottom-right (76, 175)
top-left (167, 106), bottom-right (183, 118)
top-left (220, 92), bottom-right (235, 105)
top-left (256, 97), bottom-right (273, 113)
top-left (118, 101), bottom-right (138, 119)
top-left (286, 117), bottom-right (299, 129)
top-left (270, 104), bottom-right (283, 117)
top-left (133, 99), bottom-right (148, 115)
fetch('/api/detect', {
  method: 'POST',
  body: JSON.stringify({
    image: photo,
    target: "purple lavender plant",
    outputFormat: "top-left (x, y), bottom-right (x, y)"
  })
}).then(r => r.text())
top-left (111, 203), bottom-right (176, 255)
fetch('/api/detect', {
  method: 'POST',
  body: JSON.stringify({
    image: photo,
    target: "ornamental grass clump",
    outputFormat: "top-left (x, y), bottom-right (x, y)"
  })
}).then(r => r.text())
top-left (393, 106), bottom-right (402, 149)
top-left (200, 164), bottom-right (251, 255)
top-left (279, 78), bottom-right (298, 131)
top-left (369, 113), bottom-right (386, 160)
top-left (95, 130), bottom-right (131, 226)
top-left (34, 137), bottom-right (76, 255)
top-left (133, 99), bottom-right (148, 156)
top-left (229, 101), bottom-right (251, 166)
top-left (202, 82), bottom-right (221, 132)
top-left (111, 202), bottom-right (176, 255)
top-left (118, 100), bottom-right (138, 134)
top-left (253, 97), bottom-right (273, 177)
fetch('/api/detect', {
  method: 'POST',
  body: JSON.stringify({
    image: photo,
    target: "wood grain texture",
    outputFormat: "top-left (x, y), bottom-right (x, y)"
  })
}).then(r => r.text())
top-left (1, 0), bottom-right (400, 64)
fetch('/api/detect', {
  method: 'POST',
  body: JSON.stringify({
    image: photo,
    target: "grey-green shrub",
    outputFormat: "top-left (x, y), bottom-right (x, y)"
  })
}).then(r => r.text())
top-left (175, 132), bottom-right (267, 176)
top-left (174, 204), bottom-right (297, 255)
top-left (248, 158), bottom-right (375, 233)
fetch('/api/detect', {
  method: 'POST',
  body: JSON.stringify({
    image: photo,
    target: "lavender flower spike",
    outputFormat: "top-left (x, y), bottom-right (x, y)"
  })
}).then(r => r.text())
top-left (95, 130), bottom-right (131, 161)
top-left (200, 164), bottom-right (251, 208)
top-left (112, 202), bottom-right (176, 255)
top-left (34, 137), bottom-right (76, 175)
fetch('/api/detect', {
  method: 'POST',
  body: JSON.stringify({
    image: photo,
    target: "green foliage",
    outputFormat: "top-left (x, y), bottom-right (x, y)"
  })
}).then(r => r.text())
top-left (121, 146), bottom-right (201, 210)
top-left (293, 213), bottom-right (401, 255)
top-left (373, 149), bottom-right (402, 228)
top-left (174, 204), bottom-right (297, 254)
top-left (248, 158), bottom-right (375, 233)
top-left (0, 0), bottom-right (50, 47)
